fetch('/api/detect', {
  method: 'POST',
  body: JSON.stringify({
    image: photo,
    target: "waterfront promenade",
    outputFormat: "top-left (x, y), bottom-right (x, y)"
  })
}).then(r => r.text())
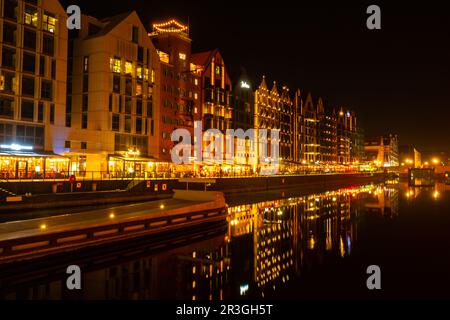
top-left (0, 191), bottom-right (227, 263)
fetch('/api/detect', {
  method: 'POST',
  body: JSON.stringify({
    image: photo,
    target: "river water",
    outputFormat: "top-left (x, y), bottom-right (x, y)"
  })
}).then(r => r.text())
top-left (1, 182), bottom-right (450, 300)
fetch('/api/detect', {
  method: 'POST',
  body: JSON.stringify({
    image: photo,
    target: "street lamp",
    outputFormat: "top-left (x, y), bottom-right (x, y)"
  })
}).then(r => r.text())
top-left (432, 158), bottom-right (440, 165)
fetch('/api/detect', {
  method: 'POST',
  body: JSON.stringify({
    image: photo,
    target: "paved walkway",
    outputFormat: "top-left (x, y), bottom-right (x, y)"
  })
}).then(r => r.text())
top-left (0, 198), bottom-right (207, 242)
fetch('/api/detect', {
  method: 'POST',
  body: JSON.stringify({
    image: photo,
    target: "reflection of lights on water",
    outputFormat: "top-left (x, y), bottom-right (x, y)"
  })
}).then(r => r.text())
top-left (433, 191), bottom-right (440, 200)
top-left (308, 236), bottom-right (316, 250)
top-left (340, 237), bottom-right (345, 258)
top-left (109, 213), bottom-right (115, 219)
top-left (347, 235), bottom-right (352, 256)
top-left (40, 224), bottom-right (47, 230)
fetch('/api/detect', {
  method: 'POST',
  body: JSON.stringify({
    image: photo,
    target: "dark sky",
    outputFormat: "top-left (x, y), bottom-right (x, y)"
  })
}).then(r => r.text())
top-left (60, 0), bottom-right (450, 154)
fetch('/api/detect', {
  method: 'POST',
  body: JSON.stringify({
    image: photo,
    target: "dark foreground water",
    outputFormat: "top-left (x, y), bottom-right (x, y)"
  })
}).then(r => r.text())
top-left (1, 182), bottom-right (450, 300)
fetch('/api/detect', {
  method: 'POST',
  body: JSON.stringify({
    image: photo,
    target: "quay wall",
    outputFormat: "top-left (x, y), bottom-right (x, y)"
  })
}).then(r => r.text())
top-left (0, 173), bottom-right (386, 211)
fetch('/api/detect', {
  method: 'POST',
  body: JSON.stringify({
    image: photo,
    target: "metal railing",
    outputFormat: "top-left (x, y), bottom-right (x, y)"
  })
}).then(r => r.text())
top-left (0, 169), bottom-right (384, 183)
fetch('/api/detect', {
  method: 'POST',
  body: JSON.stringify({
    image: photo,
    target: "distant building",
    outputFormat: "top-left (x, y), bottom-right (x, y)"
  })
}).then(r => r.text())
top-left (399, 145), bottom-right (421, 168)
top-left (351, 121), bottom-right (365, 164)
top-left (298, 92), bottom-right (320, 164)
top-left (318, 106), bottom-right (338, 164)
top-left (232, 69), bottom-right (256, 172)
top-left (365, 134), bottom-right (399, 168)
top-left (336, 108), bottom-right (357, 164)
top-left (254, 76), bottom-right (294, 165)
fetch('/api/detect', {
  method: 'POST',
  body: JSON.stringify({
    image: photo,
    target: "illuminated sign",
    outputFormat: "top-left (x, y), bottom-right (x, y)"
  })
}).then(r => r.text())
top-left (0, 144), bottom-right (33, 151)
top-left (240, 284), bottom-right (249, 296)
top-left (241, 81), bottom-right (250, 89)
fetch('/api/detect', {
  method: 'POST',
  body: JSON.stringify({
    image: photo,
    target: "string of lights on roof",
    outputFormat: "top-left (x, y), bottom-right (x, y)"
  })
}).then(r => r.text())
top-left (152, 19), bottom-right (189, 34)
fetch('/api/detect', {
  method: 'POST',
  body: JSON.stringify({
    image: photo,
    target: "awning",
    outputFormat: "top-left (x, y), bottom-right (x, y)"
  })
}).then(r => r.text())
top-left (0, 151), bottom-right (68, 158)
top-left (108, 154), bottom-right (166, 163)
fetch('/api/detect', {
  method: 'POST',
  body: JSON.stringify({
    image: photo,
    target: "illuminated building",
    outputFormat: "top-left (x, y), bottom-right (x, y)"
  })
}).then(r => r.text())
top-left (149, 19), bottom-right (200, 162)
top-left (364, 134), bottom-right (399, 168)
top-left (318, 106), bottom-right (338, 164)
top-left (254, 76), bottom-right (294, 167)
top-left (191, 49), bottom-right (232, 132)
top-left (232, 69), bottom-right (256, 172)
top-left (0, 0), bottom-right (69, 178)
top-left (297, 92), bottom-right (321, 164)
top-left (62, 11), bottom-right (160, 177)
top-left (336, 108), bottom-right (357, 164)
top-left (190, 50), bottom-right (233, 169)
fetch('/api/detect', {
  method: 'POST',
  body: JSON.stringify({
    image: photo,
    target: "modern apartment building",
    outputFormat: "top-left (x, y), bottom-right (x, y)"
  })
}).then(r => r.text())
top-left (232, 69), bottom-right (256, 172)
top-left (60, 11), bottom-right (160, 177)
top-left (318, 103), bottom-right (338, 164)
top-left (0, 0), bottom-right (68, 178)
top-left (336, 108), bottom-right (358, 165)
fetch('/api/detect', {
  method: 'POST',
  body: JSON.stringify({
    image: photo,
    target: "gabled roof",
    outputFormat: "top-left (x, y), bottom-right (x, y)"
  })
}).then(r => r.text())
top-left (190, 49), bottom-right (218, 67)
top-left (259, 75), bottom-right (268, 91)
top-left (271, 82), bottom-right (279, 96)
top-left (86, 11), bottom-right (134, 39)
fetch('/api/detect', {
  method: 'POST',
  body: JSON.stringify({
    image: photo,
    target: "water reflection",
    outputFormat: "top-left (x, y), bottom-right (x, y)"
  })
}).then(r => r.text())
top-left (226, 184), bottom-right (399, 298)
top-left (0, 183), bottom-right (410, 300)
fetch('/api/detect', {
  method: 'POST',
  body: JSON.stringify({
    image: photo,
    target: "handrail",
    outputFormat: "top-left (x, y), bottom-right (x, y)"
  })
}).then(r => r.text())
top-left (0, 170), bottom-right (383, 182)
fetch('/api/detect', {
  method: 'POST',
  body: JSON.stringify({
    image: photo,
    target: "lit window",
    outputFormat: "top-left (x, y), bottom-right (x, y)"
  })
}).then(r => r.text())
top-left (137, 66), bottom-right (143, 79)
top-left (136, 83), bottom-right (142, 96)
top-left (24, 6), bottom-right (38, 27)
top-left (215, 66), bottom-right (220, 75)
top-left (179, 53), bottom-right (186, 60)
top-left (83, 56), bottom-right (89, 72)
top-left (110, 57), bottom-right (121, 73)
top-left (43, 12), bottom-right (57, 33)
top-left (151, 69), bottom-right (155, 83)
top-left (157, 50), bottom-right (169, 64)
top-left (194, 78), bottom-right (198, 86)
top-left (144, 68), bottom-right (149, 81)
top-left (125, 61), bottom-right (133, 76)
top-left (194, 93), bottom-right (198, 100)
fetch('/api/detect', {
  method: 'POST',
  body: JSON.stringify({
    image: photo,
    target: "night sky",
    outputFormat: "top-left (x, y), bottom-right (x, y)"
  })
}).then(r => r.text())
top-left (60, 0), bottom-right (450, 155)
